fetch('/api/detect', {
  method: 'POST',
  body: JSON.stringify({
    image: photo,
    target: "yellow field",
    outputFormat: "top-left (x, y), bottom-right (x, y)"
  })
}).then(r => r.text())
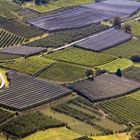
top-left (92, 133), bottom-right (130, 140)
top-left (23, 127), bottom-right (81, 140)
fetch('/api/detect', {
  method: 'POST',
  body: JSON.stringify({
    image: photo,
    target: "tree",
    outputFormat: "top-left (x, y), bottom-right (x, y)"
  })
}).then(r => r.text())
top-left (113, 17), bottom-right (121, 28)
top-left (131, 127), bottom-right (140, 140)
top-left (116, 68), bottom-right (122, 77)
top-left (124, 24), bottom-right (131, 33)
top-left (85, 69), bottom-right (95, 80)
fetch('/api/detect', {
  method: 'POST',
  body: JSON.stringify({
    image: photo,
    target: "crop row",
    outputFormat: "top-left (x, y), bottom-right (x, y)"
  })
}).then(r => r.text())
top-left (0, 30), bottom-right (25, 48)
top-left (99, 96), bottom-right (140, 124)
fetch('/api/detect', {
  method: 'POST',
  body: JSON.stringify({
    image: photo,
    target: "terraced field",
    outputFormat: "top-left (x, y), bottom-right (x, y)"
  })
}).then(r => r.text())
top-left (39, 62), bottom-right (87, 82)
top-left (1, 56), bottom-right (55, 75)
top-left (97, 58), bottom-right (133, 73)
top-left (0, 30), bottom-right (26, 48)
top-left (99, 95), bottom-right (140, 124)
top-left (103, 39), bottom-right (140, 58)
top-left (45, 47), bottom-right (117, 67)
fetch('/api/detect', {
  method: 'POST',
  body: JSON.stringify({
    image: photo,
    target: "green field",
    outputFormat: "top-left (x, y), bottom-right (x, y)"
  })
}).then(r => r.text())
top-left (25, 0), bottom-right (94, 13)
top-left (0, 0), bottom-right (20, 20)
top-left (47, 97), bottom-right (126, 136)
top-left (45, 47), bottom-right (117, 67)
top-left (1, 56), bottom-right (55, 75)
top-left (103, 39), bottom-right (140, 58)
top-left (125, 20), bottom-right (140, 37)
top-left (97, 58), bottom-right (133, 73)
top-left (99, 95), bottom-right (140, 124)
top-left (129, 91), bottom-right (140, 102)
top-left (122, 66), bottom-right (140, 82)
top-left (23, 127), bottom-right (80, 140)
top-left (39, 62), bottom-right (87, 82)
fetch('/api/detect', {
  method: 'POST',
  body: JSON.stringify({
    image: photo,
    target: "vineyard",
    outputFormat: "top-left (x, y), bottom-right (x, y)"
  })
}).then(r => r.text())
top-left (38, 62), bottom-right (87, 82)
top-left (97, 58), bottom-right (133, 73)
top-left (0, 29), bottom-right (26, 48)
top-left (99, 95), bottom-right (140, 124)
top-left (45, 47), bottom-right (117, 67)
top-left (1, 56), bottom-right (55, 75)
top-left (52, 97), bottom-right (126, 135)
top-left (103, 39), bottom-right (140, 58)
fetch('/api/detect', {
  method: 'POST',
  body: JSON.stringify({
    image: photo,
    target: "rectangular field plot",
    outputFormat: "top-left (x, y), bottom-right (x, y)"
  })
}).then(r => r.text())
top-left (82, 0), bottom-right (140, 16)
top-left (1, 56), bottom-right (55, 75)
top-left (75, 28), bottom-right (132, 52)
top-left (99, 96), bottom-right (140, 124)
top-left (69, 74), bottom-right (140, 102)
top-left (0, 72), bottom-right (72, 111)
top-left (28, 7), bottom-right (117, 32)
top-left (45, 47), bottom-right (117, 67)
top-left (38, 62), bottom-right (87, 83)
top-left (1, 46), bottom-right (47, 57)
top-left (103, 39), bottom-right (140, 58)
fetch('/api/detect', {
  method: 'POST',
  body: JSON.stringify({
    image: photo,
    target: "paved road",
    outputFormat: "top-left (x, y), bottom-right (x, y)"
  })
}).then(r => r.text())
top-left (0, 72), bottom-right (5, 89)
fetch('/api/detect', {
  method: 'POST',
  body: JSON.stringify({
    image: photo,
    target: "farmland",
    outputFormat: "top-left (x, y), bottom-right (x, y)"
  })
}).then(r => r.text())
top-left (0, 109), bottom-right (14, 124)
top-left (28, 0), bottom-right (140, 31)
top-left (0, 29), bottom-right (26, 48)
top-left (75, 28), bottom-right (132, 52)
top-left (38, 62), bottom-right (87, 83)
top-left (99, 95), bottom-right (140, 124)
top-left (1, 56), bottom-right (55, 75)
top-left (123, 66), bottom-right (140, 82)
top-left (69, 74), bottom-right (140, 102)
top-left (1, 46), bottom-right (47, 57)
top-left (0, 0), bottom-right (21, 20)
top-left (125, 20), bottom-right (140, 37)
top-left (28, 7), bottom-right (114, 32)
top-left (45, 47), bottom-right (117, 67)
top-left (23, 127), bottom-right (80, 140)
top-left (83, 0), bottom-right (140, 16)
top-left (1, 0), bottom-right (140, 139)
top-left (51, 96), bottom-right (127, 135)
top-left (93, 133), bottom-right (130, 140)
top-left (25, 0), bottom-right (95, 13)
top-left (0, 53), bottom-right (20, 62)
top-left (0, 72), bottom-right (72, 111)
top-left (0, 16), bottom-right (44, 38)
top-left (103, 39), bottom-right (140, 58)
top-left (26, 24), bottom-right (107, 48)
top-left (0, 112), bottom-right (64, 138)
top-left (97, 58), bottom-right (133, 73)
